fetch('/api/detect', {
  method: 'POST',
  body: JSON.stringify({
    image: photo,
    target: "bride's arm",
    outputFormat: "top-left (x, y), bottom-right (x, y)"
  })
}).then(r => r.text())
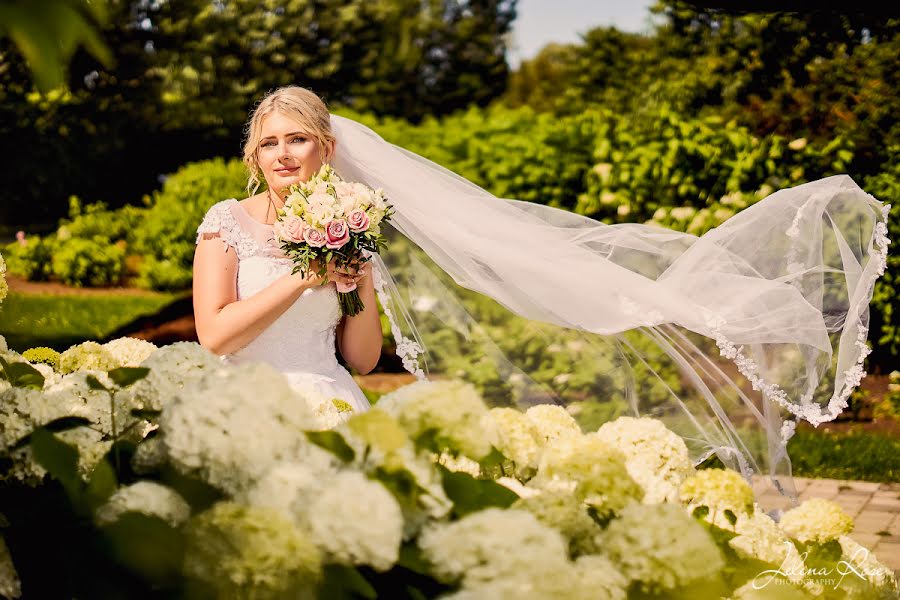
top-left (193, 234), bottom-right (315, 356)
top-left (336, 264), bottom-right (382, 375)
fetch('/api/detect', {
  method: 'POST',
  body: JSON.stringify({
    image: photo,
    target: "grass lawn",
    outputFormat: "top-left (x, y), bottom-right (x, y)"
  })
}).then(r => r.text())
top-left (0, 290), bottom-right (184, 352)
top-left (786, 425), bottom-right (900, 483)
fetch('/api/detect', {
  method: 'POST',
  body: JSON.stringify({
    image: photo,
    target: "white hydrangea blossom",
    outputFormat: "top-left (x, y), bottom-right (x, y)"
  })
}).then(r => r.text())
top-left (102, 337), bottom-right (157, 367)
top-left (125, 342), bottom-right (223, 413)
top-left (524, 404), bottom-right (582, 446)
top-left (513, 490), bottom-right (603, 557)
top-left (58, 341), bottom-right (118, 374)
top-left (419, 508), bottom-right (569, 586)
top-left (837, 535), bottom-right (900, 596)
top-left (530, 433), bottom-right (643, 516)
top-left (240, 460), bottom-right (335, 516)
top-left (184, 502), bottom-right (321, 599)
top-left (0, 386), bottom-right (91, 451)
top-left (376, 379), bottom-right (492, 459)
top-left (729, 507), bottom-right (806, 586)
top-left (95, 481), bottom-right (191, 527)
top-left (778, 498), bottom-right (854, 544)
top-left (436, 451), bottom-right (481, 477)
top-left (338, 410), bottom-right (452, 537)
top-left (594, 416), bottom-right (695, 504)
top-left (0, 335), bottom-right (7, 353)
top-left (601, 503), bottom-right (725, 593)
top-left (482, 407), bottom-right (542, 478)
top-left (572, 555), bottom-right (629, 600)
top-left (445, 556), bottom-right (627, 600)
top-left (305, 471), bottom-right (404, 571)
top-left (30, 363), bottom-right (60, 389)
top-left (679, 468), bottom-right (755, 516)
top-left (160, 362), bottom-right (323, 494)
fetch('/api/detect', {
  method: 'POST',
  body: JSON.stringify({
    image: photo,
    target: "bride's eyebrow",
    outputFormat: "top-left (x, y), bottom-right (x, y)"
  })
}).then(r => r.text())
top-left (259, 131), bottom-right (308, 141)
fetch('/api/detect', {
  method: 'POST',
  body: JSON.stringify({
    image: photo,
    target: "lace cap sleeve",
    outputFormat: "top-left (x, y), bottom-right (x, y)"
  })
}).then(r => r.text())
top-left (195, 200), bottom-right (246, 254)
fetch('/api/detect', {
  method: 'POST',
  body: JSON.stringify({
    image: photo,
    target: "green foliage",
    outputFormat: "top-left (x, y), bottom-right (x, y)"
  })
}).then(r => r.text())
top-left (0, 290), bottom-right (180, 352)
top-left (3, 236), bottom-right (55, 281)
top-left (437, 464), bottom-right (519, 518)
top-left (0, 0), bottom-right (113, 91)
top-left (786, 427), bottom-right (900, 483)
top-left (0, 355), bottom-right (44, 389)
top-left (131, 157), bottom-right (247, 290)
top-left (21, 346), bottom-right (60, 370)
top-left (50, 236), bottom-right (125, 287)
top-left (864, 149), bottom-right (900, 361)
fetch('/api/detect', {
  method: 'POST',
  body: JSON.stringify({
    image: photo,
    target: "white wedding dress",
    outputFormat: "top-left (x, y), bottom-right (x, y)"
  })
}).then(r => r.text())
top-left (195, 198), bottom-right (372, 413)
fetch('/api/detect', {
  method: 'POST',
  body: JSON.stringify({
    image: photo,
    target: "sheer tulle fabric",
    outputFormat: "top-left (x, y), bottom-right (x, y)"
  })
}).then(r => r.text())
top-left (330, 114), bottom-right (890, 503)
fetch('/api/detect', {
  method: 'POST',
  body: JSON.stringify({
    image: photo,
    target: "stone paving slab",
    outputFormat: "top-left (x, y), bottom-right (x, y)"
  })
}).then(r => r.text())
top-left (752, 476), bottom-right (900, 575)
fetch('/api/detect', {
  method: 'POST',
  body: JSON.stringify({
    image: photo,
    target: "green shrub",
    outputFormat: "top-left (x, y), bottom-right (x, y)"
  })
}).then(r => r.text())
top-left (22, 346), bottom-right (61, 370)
top-left (130, 157), bottom-right (247, 290)
top-left (60, 195), bottom-right (147, 243)
top-left (3, 236), bottom-right (55, 281)
top-left (51, 237), bottom-right (125, 287)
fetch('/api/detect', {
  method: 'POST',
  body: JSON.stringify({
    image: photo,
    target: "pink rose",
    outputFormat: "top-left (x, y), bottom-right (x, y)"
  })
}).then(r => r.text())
top-left (284, 217), bottom-right (305, 242)
top-left (325, 219), bottom-right (350, 249)
top-left (303, 227), bottom-right (327, 248)
top-left (346, 209), bottom-right (370, 233)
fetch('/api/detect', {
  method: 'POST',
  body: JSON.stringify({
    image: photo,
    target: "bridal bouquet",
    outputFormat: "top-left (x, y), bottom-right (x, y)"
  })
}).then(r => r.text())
top-left (273, 164), bottom-right (394, 316)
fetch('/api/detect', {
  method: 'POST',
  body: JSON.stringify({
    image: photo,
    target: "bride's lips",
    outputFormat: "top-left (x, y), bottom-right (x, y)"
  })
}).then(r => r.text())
top-left (275, 167), bottom-right (299, 175)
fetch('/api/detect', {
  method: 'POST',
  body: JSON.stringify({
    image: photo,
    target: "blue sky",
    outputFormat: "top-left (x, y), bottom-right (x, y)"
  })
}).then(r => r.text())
top-left (508, 0), bottom-right (659, 68)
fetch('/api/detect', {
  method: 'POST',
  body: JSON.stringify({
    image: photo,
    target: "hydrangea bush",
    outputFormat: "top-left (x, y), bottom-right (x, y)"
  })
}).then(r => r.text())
top-left (0, 342), bottom-right (896, 599)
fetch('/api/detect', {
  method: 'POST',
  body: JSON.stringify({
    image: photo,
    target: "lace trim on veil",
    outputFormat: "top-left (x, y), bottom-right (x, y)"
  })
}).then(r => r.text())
top-left (369, 254), bottom-right (427, 380)
top-left (709, 201), bottom-right (891, 443)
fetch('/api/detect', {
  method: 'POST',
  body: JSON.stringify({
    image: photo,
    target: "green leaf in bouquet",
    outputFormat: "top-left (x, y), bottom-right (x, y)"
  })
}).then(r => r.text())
top-left (0, 356), bottom-right (45, 389)
top-left (107, 367), bottom-right (150, 388)
top-left (85, 374), bottom-right (109, 391)
top-left (305, 430), bottom-right (355, 462)
top-left (437, 465), bottom-right (518, 518)
top-left (318, 564), bottom-right (377, 600)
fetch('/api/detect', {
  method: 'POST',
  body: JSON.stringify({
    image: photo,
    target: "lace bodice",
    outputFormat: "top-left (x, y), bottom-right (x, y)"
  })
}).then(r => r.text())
top-left (195, 199), bottom-right (343, 375)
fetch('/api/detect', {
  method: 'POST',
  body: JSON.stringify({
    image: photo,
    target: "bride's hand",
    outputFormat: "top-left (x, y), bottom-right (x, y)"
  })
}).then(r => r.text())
top-left (305, 258), bottom-right (363, 288)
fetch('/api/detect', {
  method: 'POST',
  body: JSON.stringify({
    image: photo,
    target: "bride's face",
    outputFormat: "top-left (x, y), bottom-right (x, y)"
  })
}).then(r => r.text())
top-left (256, 111), bottom-right (330, 195)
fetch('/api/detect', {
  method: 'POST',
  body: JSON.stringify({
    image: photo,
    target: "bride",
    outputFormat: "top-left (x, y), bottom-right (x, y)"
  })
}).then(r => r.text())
top-left (193, 86), bottom-right (890, 500)
top-left (193, 87), bottom-right (380, 413)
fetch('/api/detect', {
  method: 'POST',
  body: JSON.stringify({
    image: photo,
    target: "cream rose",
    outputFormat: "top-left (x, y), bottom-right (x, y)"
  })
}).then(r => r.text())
top-left (303, 227), bottom-right (327, 248)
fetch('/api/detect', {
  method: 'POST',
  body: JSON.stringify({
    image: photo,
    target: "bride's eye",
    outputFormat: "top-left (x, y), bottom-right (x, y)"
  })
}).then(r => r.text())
top-left (291, 137), bottom-right (306, 143)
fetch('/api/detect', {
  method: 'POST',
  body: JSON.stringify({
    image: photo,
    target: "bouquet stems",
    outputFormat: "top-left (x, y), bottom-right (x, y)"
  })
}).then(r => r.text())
top-left (338, 289), bottom-right (366, 316)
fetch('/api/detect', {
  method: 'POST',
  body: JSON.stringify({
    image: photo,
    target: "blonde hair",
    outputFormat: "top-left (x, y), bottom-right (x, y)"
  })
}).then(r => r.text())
top-left (242, 86), bottom-right (335, 196)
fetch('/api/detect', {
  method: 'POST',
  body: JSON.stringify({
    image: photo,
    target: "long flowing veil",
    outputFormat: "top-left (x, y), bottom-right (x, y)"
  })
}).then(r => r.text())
top-left (330, 114), bottom-right (891, 504)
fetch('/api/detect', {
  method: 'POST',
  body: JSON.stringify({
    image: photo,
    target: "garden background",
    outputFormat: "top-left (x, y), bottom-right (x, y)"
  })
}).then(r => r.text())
top-left (1, 0), bottom-right (899, 484)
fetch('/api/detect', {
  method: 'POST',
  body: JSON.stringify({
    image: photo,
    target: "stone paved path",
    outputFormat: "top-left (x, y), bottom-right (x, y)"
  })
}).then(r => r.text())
top-left (752, 476), bottom-right (900, 575)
